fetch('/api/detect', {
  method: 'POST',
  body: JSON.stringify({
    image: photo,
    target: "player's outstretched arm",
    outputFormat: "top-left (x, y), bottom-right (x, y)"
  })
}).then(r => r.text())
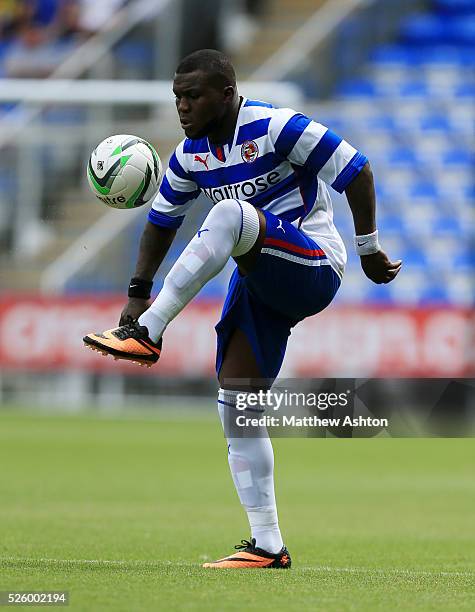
top-left (345, 162), bottom-right (402, 284)
top-left (119, 221), bottom-right (177, 324)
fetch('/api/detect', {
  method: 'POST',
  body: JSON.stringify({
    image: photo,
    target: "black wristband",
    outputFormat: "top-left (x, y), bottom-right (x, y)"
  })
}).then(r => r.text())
top-left (128, 277), bottom-right (153, 299)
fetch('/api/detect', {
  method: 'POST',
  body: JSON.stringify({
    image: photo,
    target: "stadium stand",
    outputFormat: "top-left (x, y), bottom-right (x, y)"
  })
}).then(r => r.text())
top-left (320, 0), bottom-right (474, 306)
top-left (0, 0), bottom-right (472, 308)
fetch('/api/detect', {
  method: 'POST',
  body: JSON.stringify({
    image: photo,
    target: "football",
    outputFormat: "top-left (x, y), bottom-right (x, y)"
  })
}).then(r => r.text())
top-left (87, 134), bottom-right (162, 209)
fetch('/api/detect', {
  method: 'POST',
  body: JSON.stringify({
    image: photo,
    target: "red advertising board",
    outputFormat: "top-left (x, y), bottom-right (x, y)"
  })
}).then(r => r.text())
top-left (0, 295), bottom-right (473, 376)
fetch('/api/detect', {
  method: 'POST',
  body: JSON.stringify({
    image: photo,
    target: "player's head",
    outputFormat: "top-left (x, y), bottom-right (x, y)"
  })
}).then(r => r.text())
top-left (173, 49), bottom-right (238, 139)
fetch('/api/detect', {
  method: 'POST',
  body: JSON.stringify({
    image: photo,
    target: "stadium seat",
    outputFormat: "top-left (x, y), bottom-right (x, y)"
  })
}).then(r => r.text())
top-left (379, 215), bottom-right (405, 234)
top-left (399, 81), bottom-right (431, 98)
top-left (442, 149), bottom-right (473, 166)
top-left (454, 251), bottom-right (475, 269)
top-left (366, 283), bottom-right (394, 303)
top-left (400, 249), bottom-right (428, 268)
top-left (365, 114), bottom-right (400, 132)
top-left (419, 284), bottom-right (449, 303)
top-left (336, 79), bottom-right (380, 98)
top-left (455, 83), bottom-right (475, 98)
top-left (328, 0), bottom-right (473, 306)
top-left (448, 17), bottom-right (475, 45)
top-left (432, 216), bottom-right (463, 235)
top-left (419, 115), bottom-right (453, 132)
top-left (401, 15), bottom-right (448, 46)
top-left (408, 182), bottom-right (441, 202)
top-left (435, 0), bottom-right (475, 16)
top-left (386, 147), bottom-right (419, 166)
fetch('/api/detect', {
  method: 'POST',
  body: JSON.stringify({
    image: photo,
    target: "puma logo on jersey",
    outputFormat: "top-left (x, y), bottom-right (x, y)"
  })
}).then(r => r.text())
top-left (194, 154), bottom-right (210, 170)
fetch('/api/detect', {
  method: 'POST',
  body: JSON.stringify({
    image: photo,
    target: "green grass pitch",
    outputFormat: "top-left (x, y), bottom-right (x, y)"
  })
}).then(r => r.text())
top-left (0, 408), bottom-right (474, 611)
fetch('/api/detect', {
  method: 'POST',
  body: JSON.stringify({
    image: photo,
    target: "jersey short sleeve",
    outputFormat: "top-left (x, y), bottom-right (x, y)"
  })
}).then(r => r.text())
top-left (269, 108), bottom-right (368, 193)
top-left (148, 141), bottom-right (201, 229)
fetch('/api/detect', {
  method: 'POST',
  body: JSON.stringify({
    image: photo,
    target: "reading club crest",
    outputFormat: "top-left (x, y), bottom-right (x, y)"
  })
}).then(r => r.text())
top-left (241, 140), bottom-right (259, 163)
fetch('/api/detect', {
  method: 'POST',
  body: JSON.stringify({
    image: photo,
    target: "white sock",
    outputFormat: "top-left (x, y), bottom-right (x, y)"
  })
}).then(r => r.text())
top-left (218, 388), bottom-right (284, 554)
top-left (139, 199), bottom-right (260, 341)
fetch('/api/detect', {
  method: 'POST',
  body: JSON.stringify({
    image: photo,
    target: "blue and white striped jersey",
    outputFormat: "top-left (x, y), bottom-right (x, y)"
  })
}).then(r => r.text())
top-left (149, 97), bottom-right (368, 277)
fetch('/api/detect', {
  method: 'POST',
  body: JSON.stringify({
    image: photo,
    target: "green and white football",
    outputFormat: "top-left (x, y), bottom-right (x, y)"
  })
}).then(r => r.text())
top-left (87, 134), bottom-right (162, 209)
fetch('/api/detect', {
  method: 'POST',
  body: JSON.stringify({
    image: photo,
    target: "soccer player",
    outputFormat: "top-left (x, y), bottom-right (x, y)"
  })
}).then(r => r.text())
top-left (84, 49), bottom-right (401, 569)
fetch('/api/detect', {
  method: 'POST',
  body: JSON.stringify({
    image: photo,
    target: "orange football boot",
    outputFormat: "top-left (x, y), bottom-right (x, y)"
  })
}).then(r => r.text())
top-left (83, 321), bottom-right (162, 367)
top-left (203, 538), bottom-right (291, 569)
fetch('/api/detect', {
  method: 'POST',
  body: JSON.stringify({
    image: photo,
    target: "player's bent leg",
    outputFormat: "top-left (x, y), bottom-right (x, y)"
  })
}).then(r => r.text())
top-left (83, 199), bottom-right (262, 365)
top-left (139, 199), bottom-right (262, 342)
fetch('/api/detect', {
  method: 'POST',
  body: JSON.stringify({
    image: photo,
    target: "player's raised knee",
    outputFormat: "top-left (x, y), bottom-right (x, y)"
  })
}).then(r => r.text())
top-left (209, 197), bottom-right (243, 223)
top-left (205, 199), bottom-right (260, 256)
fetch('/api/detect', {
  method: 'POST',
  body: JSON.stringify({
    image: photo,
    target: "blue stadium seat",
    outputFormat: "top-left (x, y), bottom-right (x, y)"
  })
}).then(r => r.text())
top-left (370, 45), bottom-right (415, 66)
top-left (372, 44), bottom-right (470, 66)
top-left (448, 16), bottom-right (475, 45)
top-left (442, 149), bottom-right (473, 166)
top-left (435, 0), bottom-right (475, 16)
top-left (455, 83), bottom-right (475, 97)
top-left (426, 45), bottom-right (475, 65)
top-left (365, 283), bottom-right (393, 303)
top-left (409, 182), bottom-right (441, 201)
top-left (365, 114), bottom-right (399, 131)
top-left (454, 251), bottom-right (475, 268)
top-left (336, 79), bottom-right (380, 97)
top-left (400, 249), bottom-right (428, 267)
top-left (401, 15), bottom-right (448, 46)
top-left (401, 14), bottom-right (475, 47)
top-left (379, 215), bottom-right (405, 234)
top-left (399, 81), bottom-right (430, 97)
top-left (432, 216), bottom-right (463, 235)
top-left (387, 147), bottom-right (419, 165)
top-left (419, 284), bottom-right (449, 303)
top-left (420, 115), bottom-right (452, 131)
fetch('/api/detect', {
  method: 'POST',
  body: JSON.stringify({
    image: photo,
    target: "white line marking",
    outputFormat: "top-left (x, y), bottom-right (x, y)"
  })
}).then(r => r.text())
top-left (1, 558), bottom-right (473, 577)
top-left (299, 565), bottom-right (474, 578)
top-left (0, 557), bottom-right (178, 567)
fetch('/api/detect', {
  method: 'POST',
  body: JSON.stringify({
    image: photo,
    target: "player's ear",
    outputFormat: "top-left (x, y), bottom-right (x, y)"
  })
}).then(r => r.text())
top-left (223, 85), bottom-right (235, 103)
